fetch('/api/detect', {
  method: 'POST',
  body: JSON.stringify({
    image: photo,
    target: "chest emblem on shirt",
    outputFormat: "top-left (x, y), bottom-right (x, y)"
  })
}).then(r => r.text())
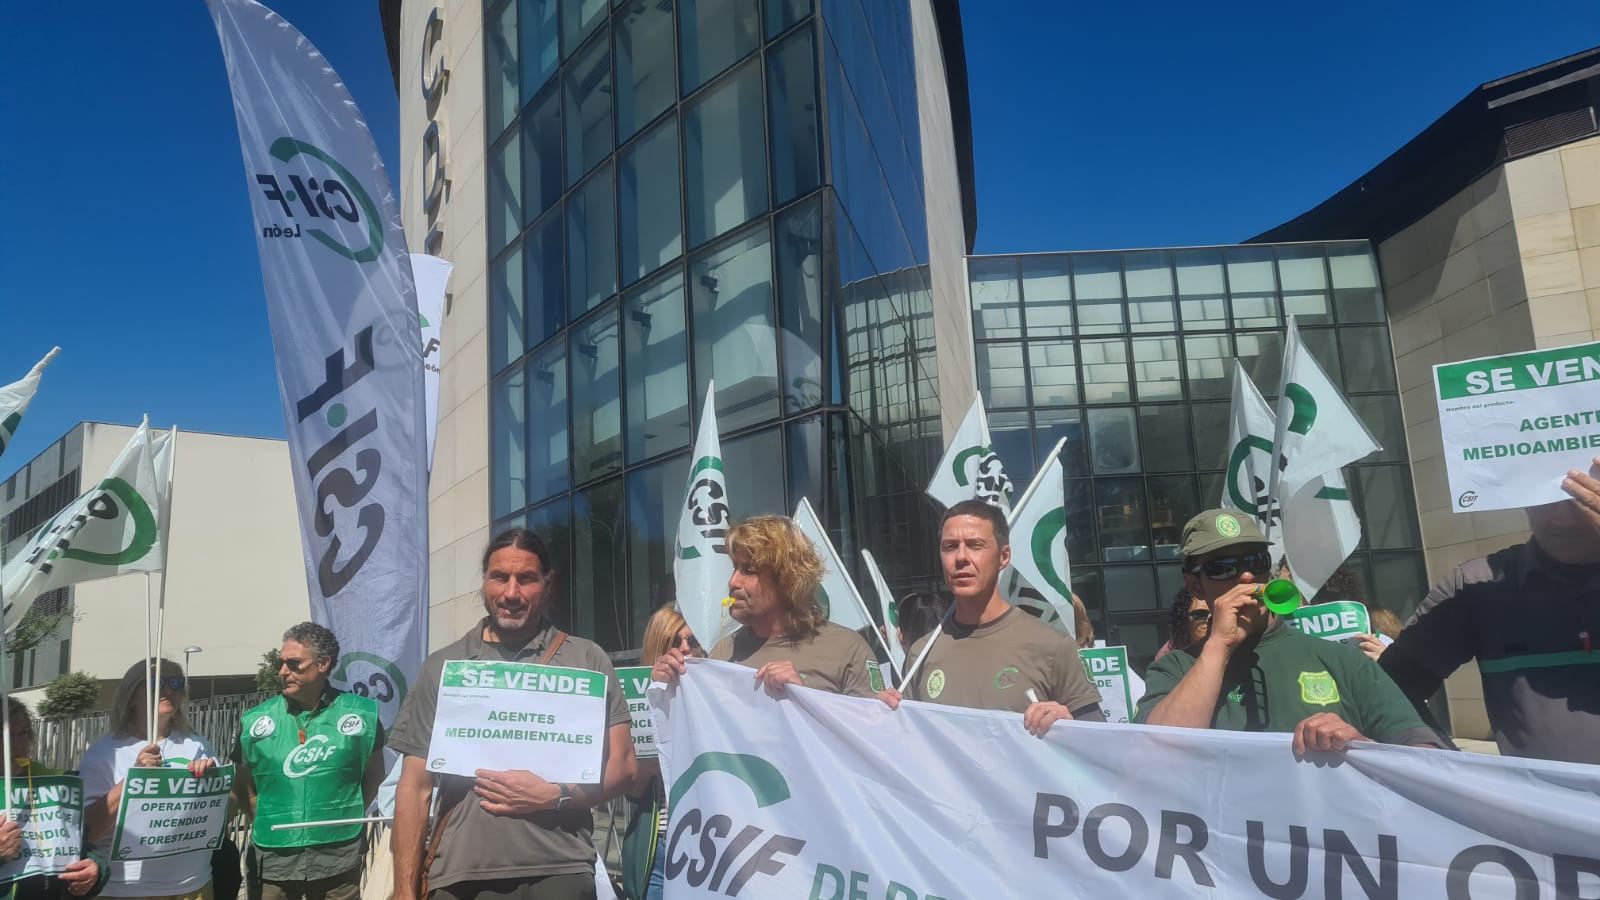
top-left (926, 669), bottom-right (946, 699)
top-left (993, 666), bottom-right (1020, 690)
top-left (250, 715), bottom-right (276, 739)
top-left (1226, 687), bottom-right (1244, 705)
top-left (337, 713), bottom-right (364, 736)
top-left (866, 660), bottom-right (885, 693)
top-left (283, 735), bottom-right (338, 779)
top-left (1297, 670), bottom-right (1340, 706)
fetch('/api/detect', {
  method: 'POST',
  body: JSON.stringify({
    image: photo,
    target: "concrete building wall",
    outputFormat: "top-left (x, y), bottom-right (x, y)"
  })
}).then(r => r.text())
top-left (399, 0), bottom-right (492, 650)
top-left (1377, 134), bottom-right (1600, 738)
top-left (910, 1), bottom-right (975, 444)
top-left (43, 426), bottom-right (307, 708)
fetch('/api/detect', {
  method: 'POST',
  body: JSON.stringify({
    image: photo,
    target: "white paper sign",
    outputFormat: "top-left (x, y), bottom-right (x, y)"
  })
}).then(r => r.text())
top-left (1078, 646), bottom-right (1135, 723)
top-left (426, 660), bottom-right (608, 780)
top-left (0, 775), bottom-right (84, 882)
top-left (616, 666), bottom-right (657, 760)
top-left (1287, 600), bottom-right (1373, 646)
top-left (111, 766), bottom-right (233, 861)
top-left (1434, 340), bottom-right (1600, 512)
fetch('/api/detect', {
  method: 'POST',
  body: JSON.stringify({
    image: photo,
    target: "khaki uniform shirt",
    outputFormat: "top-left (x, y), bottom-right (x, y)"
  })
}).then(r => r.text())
top-left (904, 608), bottom-right (1102, 715)
top-left (387, 620), bottom-right (630, 890)
top-left (711, 621), bottom-right (878, 697)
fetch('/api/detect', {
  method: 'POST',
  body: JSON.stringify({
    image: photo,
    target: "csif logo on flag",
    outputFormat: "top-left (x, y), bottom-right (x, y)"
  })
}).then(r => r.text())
top-left (953, 445), bottom-right (1013, 507)
top-left (255, 137), bottom-right (383, 263)
top-left (678, 457), bottom-right (730, 561)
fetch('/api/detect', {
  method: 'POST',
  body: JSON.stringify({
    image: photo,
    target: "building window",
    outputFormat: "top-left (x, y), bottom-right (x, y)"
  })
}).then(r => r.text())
top-left (689, 223), bottom-right (780, 432)
top-left (615, 0), bottom-right (676, 142)
top-left (679, 0), bottom-right (760, 95)
top-left (619, 118), bottom-right (682, 286)
top-left (684, 59), bottom-right (768, 247)
top-left (570, 306), bottom-right (623, 483)
top-left (564, 30), bottom-right (613, 187)
top-left (767, 26), bottom-right (821, 206)
top-left (567, 165), bottom-right (617, 315)
top-left (623, 271), bottom-right (691, 463)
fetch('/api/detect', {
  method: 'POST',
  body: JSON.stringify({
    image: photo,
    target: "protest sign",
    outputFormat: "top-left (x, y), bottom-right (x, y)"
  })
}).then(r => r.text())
top-left (1434, 339), bottom-right (1600, 511)
top-left (111, 766), bottom-right (233, 861)
top-left (651, 660), bottom-right (1600, 899)
top-left (1287, 601), bottom-right (1372, 646)
top-left (0, 775), bottom-right (83, 882)
top-left (616, 666), bottom-right (657, 760)
top-left (1078, 646), bottom-right (1135, 723)
top-left (425, 661), bottom-right (608, 780)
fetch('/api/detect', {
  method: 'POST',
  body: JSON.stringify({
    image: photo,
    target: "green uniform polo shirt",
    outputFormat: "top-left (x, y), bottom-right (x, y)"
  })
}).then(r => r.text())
top-left (236, 688), bottom-right (381, 882)
top-left (1136, 620), bottom-right (1437, 746)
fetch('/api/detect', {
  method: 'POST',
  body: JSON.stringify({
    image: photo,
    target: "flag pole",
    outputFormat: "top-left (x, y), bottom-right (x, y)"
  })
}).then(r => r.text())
top-left (902, 438), bottom-right (1070, 693)
top-left (145, 573), bottom-right (156, 745)
top-left (155, 428), bottom-right (176, 704)
top-left (1263, 319), bottom-right (1296, 544)
top-left (1006, 438), bottom-right (1067, 528)
top-left (0, 585), bottom-right (12, 822)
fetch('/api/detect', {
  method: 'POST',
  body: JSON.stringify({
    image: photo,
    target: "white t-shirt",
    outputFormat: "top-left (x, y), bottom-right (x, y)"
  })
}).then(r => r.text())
top-left (79, 732), bottom-right (217, 897)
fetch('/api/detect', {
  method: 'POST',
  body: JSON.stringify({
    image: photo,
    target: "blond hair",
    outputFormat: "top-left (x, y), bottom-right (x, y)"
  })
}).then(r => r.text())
top-left (641, 604), bottom-right (696, 662)
top-left (1071, 594), bottom-right (1094, 649)
top-left (727, 515), bottom-right (825, 642)
top-left (111, 658), bottom-right (191, 739)
top-left (1369, 607), bottom-right (1403, 640)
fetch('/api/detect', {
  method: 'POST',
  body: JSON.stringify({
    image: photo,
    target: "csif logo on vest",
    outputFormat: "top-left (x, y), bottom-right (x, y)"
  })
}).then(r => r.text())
top-left (255, 137), bottom-right (384, 263)
top-left (296, 328), bottom-right (386, 599)
top-left (283, 734), bottom-right (339, 779)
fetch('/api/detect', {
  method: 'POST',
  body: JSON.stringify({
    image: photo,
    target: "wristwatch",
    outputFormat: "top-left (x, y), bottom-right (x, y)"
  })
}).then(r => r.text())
top-left (556, 784), bottom-right (573, 811)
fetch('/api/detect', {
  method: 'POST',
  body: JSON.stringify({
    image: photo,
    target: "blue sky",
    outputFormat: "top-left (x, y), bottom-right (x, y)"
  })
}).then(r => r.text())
top-left (1, 0), bottom-right (1595, 478)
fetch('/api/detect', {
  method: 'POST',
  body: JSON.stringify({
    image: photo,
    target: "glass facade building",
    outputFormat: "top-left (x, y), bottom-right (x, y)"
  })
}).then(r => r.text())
top-left (485, 0), bottom-right (945, 654)
top-left (968, 242), bottom-right (1427, 671)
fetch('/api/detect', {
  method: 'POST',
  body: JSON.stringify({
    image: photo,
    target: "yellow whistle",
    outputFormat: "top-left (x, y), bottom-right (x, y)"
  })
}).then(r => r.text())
top-left (721, 597), bottom-right (736, 608)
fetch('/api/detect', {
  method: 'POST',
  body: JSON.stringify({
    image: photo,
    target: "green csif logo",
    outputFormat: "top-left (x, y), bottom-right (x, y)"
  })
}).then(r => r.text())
top-left (668, 751), bottom-right (791, 810)
top-left (1028, 508), bottom-right (1070, 599)
top-left (256, 138), bottom-right (384, 262)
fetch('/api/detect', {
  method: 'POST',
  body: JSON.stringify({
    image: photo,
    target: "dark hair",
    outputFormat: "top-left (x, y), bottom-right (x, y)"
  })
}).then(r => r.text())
top-left (282, 622), bottom-right (340, 668)
top-left (896, 592), bottom-right (951, 646)
top-left (939, 499), bottom-right (1010, 546)
top-left (1312, 564), bottom-right (1368, 606)
top-left (1167, 588), bottom-right (1199, 649)
top-left (482, 528), bottom-right (558, 575)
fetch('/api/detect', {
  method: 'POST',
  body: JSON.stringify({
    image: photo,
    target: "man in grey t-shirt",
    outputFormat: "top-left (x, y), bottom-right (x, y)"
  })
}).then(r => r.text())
top-left (389, 529), bottom-right (636, 900)
top-left (881, 500), bottom-right (1102, 734)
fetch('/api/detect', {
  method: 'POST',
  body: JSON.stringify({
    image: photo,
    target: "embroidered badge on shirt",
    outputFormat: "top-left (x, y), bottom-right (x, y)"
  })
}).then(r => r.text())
top-left (1298, 670), bottom-right (1341, 706)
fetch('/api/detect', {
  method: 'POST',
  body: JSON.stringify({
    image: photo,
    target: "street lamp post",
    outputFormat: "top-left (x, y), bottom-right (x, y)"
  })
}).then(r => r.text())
top-left (183, 646), bottom-right (203, 700)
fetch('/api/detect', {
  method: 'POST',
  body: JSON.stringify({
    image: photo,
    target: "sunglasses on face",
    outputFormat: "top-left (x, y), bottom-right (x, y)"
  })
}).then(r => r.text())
top-left (1186, 550), bottom-right (1273, 581)
top-left (154, 676), bottom-right (186, 693)
top-left (1186, 609), bottom-right (1212, 624)
top-left (279, 657), bottom-right (313, 674)
top-left (675, 634), bottom-right (702, 651)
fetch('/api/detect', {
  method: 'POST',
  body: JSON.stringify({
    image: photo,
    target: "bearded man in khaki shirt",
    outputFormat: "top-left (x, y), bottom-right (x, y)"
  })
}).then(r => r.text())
top-left (652, 515), bottom-right (878, 698)
top-left (880, 499), bottom-right (1102, 735)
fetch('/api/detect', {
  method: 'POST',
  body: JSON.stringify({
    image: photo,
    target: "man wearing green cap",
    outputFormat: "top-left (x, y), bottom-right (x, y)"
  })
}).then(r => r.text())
top-left (1135, 509), bottom-right (1440, 755)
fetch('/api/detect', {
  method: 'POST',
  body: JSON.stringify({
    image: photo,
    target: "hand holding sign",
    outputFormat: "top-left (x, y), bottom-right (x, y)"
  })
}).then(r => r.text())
top-left (59, 860), bottom-right (99, 897)
top-left (1560, 457), bottom-right (1600, 537)
top-left (472, 769), bottom-right (560, 816)
top-left (0, 818), bottom-right (18, 861)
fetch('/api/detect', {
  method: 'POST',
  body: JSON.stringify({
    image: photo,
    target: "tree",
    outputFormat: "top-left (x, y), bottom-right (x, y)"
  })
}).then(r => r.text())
top-left (37, 672), bottom-right (99, 720)
top-left (255, 649), bottom-right (283, 693)
top-left (4, 597), bottom-right (78, 656)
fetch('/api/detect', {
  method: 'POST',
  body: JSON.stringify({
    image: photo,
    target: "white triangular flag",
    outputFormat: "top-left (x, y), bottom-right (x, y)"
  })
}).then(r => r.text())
top-left (792, 498), bottom-right (879, 646)
top-left (926, 396), bottom-right (1013, 512)
top-left (1, 418), bottom-right (168, 632)
top-left (674, 382), bottom-right (734, 649)
top-left (860, 549), bottom-right (904, 670)
top-left (0, 348), bottom-right (60, 458)
top-left (1005, 440), bottom-right (1075, 639)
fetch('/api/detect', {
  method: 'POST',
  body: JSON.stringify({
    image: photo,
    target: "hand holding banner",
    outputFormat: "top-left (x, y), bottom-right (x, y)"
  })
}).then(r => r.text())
top-left (0, 775), bottom-right (84, 883)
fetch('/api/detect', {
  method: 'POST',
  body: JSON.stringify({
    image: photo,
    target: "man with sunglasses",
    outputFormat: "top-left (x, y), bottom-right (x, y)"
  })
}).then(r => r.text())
top-left (1136, 510), bottom-right (1439, 755)
top-left (233, 622), bottom-right (385, 900)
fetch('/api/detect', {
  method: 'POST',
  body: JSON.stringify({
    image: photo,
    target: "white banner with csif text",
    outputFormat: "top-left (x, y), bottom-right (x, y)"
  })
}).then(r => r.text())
top-left (209, 0), bottom-right (429, 732)
top-left (651, 661), bottom-right (1600, 899)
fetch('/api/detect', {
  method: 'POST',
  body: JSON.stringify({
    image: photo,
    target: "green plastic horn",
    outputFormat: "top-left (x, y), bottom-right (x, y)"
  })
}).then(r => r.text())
top-left (1258, 579), bottom-right (1302, 615)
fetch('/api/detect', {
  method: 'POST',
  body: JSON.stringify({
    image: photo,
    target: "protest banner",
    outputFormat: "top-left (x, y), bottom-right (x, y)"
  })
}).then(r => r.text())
top-left (209, 0), bottom-right (430, 734)
top-left (1433, 339), bottom-right (1600, 512)
top-left (652, 660), bottom-right (1600, 899)
top-left (616, 666), bottom-right (657, 760)
top-left (0, 775), bottom-right (83, 882)
top-left (1078, 646), bottom-right (1134, 724)
top-left (425, 661), bottom-right (608, 780)
top-left (110, 766), bottom-right (233, 862)
top-left (1287, 600), bottom-right (1372, 646)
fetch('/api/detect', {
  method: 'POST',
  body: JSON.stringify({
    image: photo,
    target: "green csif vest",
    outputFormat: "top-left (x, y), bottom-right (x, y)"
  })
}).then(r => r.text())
top-left (241, 689), bottom-right (379, 848)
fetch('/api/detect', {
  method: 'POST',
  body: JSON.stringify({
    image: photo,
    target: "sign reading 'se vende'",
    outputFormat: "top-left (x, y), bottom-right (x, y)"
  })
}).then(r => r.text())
top-left (1434, 340), bottom-right (1600, 512)
top-left (426, 661), bottom-right (608, 781)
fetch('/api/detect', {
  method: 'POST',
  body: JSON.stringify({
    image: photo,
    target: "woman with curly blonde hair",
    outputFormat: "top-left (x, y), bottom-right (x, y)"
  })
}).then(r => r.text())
top-left (650, 515), bottom-right (880, 700)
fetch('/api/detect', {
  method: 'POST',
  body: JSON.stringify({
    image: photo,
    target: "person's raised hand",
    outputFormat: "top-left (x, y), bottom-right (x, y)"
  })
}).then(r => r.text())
top-left (650, 647), bottom-right (689, 685)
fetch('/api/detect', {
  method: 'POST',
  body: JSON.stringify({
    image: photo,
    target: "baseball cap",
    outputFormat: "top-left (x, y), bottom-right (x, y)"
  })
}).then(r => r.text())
top-left (1181, 508), bottom-right (1268, 558)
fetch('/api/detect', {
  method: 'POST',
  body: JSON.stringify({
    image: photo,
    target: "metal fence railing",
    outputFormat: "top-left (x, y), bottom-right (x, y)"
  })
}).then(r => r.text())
top-left (34, 690), bottom-right (274, 772)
